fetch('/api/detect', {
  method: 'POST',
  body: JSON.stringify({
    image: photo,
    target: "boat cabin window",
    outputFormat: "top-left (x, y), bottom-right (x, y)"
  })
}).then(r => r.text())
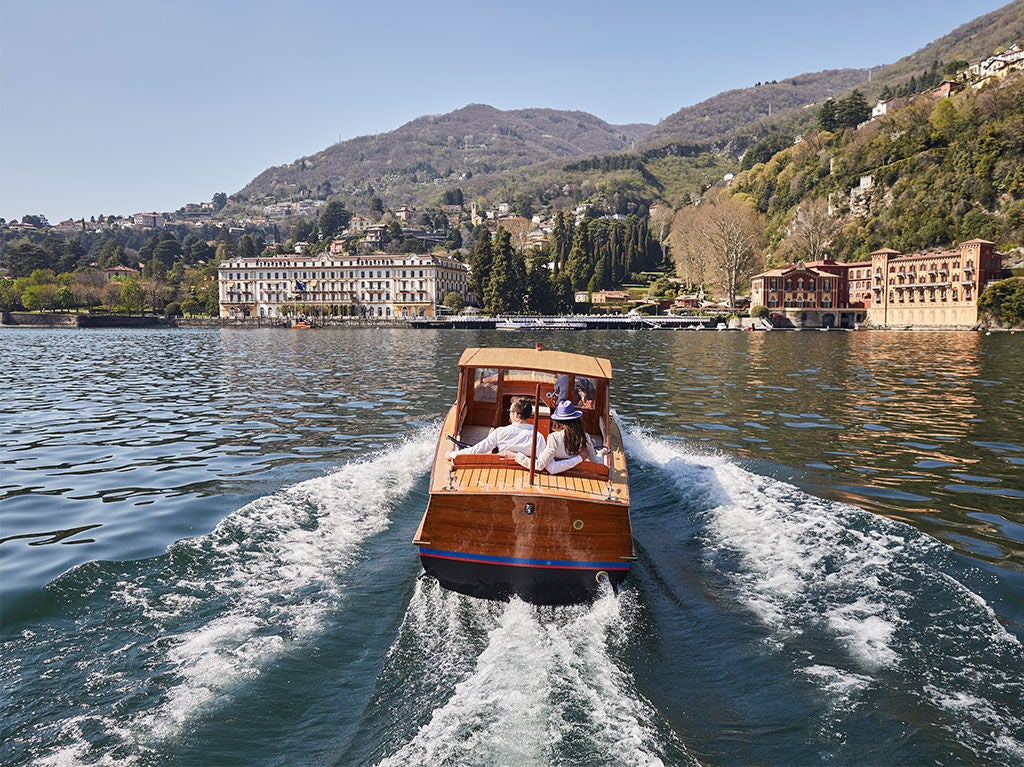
top-left (473, 368), bottom-right (499, 402)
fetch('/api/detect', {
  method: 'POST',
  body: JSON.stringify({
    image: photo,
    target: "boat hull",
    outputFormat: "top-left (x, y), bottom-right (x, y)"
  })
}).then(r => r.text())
top-left (418, 547), bottom-right (629, 604)
top-left (415, 488), bottom-right (633, 605)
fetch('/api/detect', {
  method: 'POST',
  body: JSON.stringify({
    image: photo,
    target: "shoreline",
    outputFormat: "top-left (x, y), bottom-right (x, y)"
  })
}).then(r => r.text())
top-left (1, 311), bottom-right (1015, 332)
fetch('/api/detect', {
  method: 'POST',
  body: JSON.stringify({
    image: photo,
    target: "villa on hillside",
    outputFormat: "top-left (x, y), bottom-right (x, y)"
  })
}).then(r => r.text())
top-left (750, 240), bottom-right (1004, 329)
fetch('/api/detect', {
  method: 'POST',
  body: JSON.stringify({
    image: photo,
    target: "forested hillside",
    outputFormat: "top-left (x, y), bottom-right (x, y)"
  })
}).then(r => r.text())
top-left (729, 72), bottom-right (1024, 260)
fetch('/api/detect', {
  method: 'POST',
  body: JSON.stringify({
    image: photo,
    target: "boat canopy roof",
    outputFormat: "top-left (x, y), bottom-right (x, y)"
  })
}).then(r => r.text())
top-left (457, 347), bottom-right (612, 380)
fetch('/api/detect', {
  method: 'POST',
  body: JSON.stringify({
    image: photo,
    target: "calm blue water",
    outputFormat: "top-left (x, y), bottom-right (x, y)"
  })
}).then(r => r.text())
top-left (2, 327), bottom-right (1022, 766)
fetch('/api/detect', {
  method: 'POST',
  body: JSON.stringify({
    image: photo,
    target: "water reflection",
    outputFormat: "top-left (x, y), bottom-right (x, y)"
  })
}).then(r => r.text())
top-left (631, 330), bottom-right (1022, 568)
top-left (0, 524), bottom-right (102, 546)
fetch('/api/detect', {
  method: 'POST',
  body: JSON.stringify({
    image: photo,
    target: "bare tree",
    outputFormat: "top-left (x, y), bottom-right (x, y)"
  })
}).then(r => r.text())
top-left (670, 193), bottom-right (765, 308)
top-left (782, 198), bottom-right (842, 262)
top-left (497, 217), bottom-right (534, 251)
top-left (669, 204), bottom-right (708, 289)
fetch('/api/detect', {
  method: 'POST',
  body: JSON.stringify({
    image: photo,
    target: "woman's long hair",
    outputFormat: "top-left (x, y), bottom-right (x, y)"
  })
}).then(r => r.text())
top-left (555, 418), bottom-right (588, 456)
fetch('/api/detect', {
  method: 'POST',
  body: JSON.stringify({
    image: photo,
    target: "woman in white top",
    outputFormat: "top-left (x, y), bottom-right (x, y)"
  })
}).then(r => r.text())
top-left (503, 400), bottom-right (606, 474)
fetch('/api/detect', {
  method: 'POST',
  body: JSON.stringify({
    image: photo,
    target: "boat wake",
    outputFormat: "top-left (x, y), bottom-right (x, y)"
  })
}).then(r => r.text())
top-left (626, 429), bottom-right (1024, 764)
top-left (3, 431), bottom-right (436, 767)
top-left (370, 579), bottom-right (693, 767)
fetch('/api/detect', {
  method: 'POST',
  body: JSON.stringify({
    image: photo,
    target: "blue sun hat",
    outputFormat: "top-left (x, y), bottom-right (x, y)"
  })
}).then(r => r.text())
top-left (551, 400), bottom-right (583, 420)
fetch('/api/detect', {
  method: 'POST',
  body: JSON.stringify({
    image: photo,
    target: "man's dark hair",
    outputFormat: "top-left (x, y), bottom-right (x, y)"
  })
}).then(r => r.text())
top-left (510, 396), bottom-right (533, 420)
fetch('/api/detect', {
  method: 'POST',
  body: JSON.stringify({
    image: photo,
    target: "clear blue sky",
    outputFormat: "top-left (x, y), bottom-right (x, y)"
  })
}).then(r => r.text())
top-left (0, 0), bottom-right (1014, 223)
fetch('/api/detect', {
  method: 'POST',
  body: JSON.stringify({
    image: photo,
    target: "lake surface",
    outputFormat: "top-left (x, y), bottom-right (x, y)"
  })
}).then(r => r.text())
top-left (2, 327), bottom-right (1022, 766)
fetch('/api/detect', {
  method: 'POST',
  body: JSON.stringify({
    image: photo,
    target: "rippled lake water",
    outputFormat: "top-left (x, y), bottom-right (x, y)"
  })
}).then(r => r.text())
top-left (2, 327), bottom-right (1022, 766)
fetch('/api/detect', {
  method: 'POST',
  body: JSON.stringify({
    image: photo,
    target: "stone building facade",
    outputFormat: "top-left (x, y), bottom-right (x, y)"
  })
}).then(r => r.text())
top-left (218, 252), bottom-right (469, 320)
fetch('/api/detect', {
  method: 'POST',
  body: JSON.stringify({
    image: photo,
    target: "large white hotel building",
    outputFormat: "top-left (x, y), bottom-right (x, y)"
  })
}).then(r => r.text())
top-left (218, 251), bottom-right (470, 320)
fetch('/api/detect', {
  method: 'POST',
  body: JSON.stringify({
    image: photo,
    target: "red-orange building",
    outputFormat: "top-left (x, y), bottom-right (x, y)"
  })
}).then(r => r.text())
top-left (750, 258), bottom-right (871, 328)
top-left (750, 240), bottom-right (1003, 328)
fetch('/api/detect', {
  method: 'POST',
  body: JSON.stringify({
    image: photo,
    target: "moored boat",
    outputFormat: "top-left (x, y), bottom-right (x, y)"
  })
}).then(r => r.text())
top-left (413, 346), bottom-right (634, 604)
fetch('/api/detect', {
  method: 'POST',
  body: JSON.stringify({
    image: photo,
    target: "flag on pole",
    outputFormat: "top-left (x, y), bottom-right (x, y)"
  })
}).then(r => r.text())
top-left (295, 280), bottom-right (307, 292)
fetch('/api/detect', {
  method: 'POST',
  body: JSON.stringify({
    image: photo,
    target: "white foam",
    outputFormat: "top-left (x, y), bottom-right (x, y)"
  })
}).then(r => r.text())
top-left (626, 429), bottom-right (1024, 762)
top-left (133, 435), bottom-right (434, 738)
top-left (629, 431), bottom-right (908, 673)
top-left (377, 581), bottom-right (684, 766)
top-left (27, 432), bottom-right (435, 764)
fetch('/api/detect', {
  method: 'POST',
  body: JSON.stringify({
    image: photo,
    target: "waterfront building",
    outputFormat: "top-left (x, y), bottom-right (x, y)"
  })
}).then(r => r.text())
top-left (750, 258), bottom-right (871, 329)
top-left (868, 239), bottom-right (1002, 328)
top-left (750, 240), bottom-right (1003, 328)
top-left (218, 252), bottom-right (470, 320)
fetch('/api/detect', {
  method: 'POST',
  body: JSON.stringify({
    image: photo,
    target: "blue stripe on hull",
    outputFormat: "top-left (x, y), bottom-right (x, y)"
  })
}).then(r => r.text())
top-left (418, 547), bottom-right (630, 572)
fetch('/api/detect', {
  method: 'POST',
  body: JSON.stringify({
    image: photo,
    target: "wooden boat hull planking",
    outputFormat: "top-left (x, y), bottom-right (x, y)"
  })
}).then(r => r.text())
top-left (416, 492), bottom-right (632, 603)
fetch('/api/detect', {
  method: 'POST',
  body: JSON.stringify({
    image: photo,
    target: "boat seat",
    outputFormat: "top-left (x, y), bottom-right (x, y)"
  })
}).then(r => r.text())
top-left (459, 425), bottom-right (492, 446)
top-left (449, 453), bottom-right (609, 478)
top-left (559, 460), bottom-right (609, 479)
top-left (451, 453), bottom-right (523, 469)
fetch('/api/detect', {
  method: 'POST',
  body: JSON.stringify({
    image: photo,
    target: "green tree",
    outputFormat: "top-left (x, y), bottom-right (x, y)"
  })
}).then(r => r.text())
top-left (212, 192), bottom-right (228, 211)
top-left (741, 133), bottom-right (793, 171)
top-left (525, 249), bottom-right (555, 313)
top-left (445, 228), bottom-right (463, 250)
top-left (979, 278), bottom-right (1024, 327)
top-left (5, 240), bottom-right (50, 277)
top-left (56, 285), bottom-right (76, 312)
top-left (97, 239), bottom-right (128, 269)
top-left (118, 278), bottom-right (145, 314)
top-left (0, 277), bottom-right (24, 310)
top-left (21, 282), bottom-right (58, 311)
top-left (443, 291), bottom-right (465, 313)
top-left (181, 296), bottom-right (203, 316)
top-left (564, 220), bottom-right (593, 290)
top-left (483, 229), bottom-right (526, 315)
top-left (818, 98), bottom-right (838, 131)
top-left (834, 91), bottom-right (870, 129)
top-left (318, 200), bottom-right (352, 239)
top-left (237, 234), bottom-right (257, 259)
top-left (467, 229), bottom-right (493, 306)
top-left (550, 211), bottom-right (573, 272)
top-left (153, 233), bottom-right (181, 267)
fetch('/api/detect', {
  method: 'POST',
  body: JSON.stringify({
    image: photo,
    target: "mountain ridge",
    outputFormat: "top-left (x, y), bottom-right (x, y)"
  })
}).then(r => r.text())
top-left (233, 2), bottom-right (1024, 217)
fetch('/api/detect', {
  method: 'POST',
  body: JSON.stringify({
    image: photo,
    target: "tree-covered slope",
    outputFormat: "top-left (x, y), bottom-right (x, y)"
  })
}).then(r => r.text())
top-left (729, 72), bottom-right (1024, 259)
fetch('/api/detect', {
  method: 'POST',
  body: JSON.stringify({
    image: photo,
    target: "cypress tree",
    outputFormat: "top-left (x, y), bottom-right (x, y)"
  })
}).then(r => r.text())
top-left (468, 229), bottom-right (493, 307)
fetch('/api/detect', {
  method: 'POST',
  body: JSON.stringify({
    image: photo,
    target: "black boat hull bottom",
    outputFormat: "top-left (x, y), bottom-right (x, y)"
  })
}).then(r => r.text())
top-left (418, 551), bottom-right (629, 605)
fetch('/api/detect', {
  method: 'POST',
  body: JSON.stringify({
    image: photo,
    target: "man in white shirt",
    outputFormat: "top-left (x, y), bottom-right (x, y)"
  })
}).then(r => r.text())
top-left (447, 396), bottom-right (545, 459)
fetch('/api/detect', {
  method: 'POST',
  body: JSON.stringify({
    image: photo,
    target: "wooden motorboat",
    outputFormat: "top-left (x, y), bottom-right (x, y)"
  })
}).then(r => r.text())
top-left (413, 346), bottom-right (634, 604)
